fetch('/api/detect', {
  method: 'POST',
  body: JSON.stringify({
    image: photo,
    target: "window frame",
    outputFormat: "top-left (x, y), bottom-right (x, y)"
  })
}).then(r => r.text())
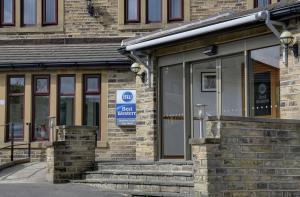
top-left (1, 0), bottom-right (15, 26)
top-left (254, 0), bottom-right (272, 8)
top-left (32, 75), bottom-right (50, 141)
top-left (125, 0), bottom-right (140, 23)
top-left (146, 0), bottom-right (162, 23)
top-left (168, 0), bottom-right (184, 22)
top-left (6, 75), bottom-right (25, 141)
top-left (57, 75), bottom-right (76, 126)
top-left (21, 0), bottom-right (37, 27)
top-left (83, 74), bottom-right (101, 140)
top-left (42, 0), bottom-right (58, 26)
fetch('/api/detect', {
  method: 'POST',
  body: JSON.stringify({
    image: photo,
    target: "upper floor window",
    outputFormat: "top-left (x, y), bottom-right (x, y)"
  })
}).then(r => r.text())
top-left (254, 0), bottom-right (271, 8)
top-left (21, 0), bottom-right (37, 26)
top-left (168, 0), bottom-right (183, 21)
top-left (42, 0), bottom-right (58, 25)
top-left (1, 0), bottom-right (15, 26)
top-left (125, 0), bottom-right (140, 23)
top-left (147, 0), bottom-right (162, 23)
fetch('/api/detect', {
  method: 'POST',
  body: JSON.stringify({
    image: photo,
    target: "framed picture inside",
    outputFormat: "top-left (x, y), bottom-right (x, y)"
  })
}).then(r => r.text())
top-left (201, 72), bottom-right (216, 92)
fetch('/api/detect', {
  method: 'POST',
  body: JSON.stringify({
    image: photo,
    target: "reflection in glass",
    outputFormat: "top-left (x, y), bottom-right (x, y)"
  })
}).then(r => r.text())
top-left (34, 96), bottom-right (49, 139)
top-left (161, 65), bottom-right (184, 158)
top-left (59, 96), bottom-right (74, 126)
top-left (10, 77), bottom-right (24, 93)
top-left (9, 96), bottom-right (24, 139)
top-left (86, 77), bottom-right (99, 92)
top-left (169, 0), bottom-right (182, 20)
top-left (44, 0), bottom-right (56, 24)
top-left (60, 77), bottom-right (75, 94)
top-left (36, 78), bottom-right (48, 93)
top-left (3, 0), bottom-right (13, 24)
top-left (84, 95), bottom-right (100, 126)
top-left (147, 0), bottom-right (161, 22)
top-left (126, 0), bottom-right (139, 21)
top-left (22, 0), bottom-right (36, 25)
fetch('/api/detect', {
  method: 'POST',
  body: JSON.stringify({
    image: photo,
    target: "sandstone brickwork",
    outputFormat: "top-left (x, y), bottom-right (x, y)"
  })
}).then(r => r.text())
top-left (192, 117), bottom-right (300, 197)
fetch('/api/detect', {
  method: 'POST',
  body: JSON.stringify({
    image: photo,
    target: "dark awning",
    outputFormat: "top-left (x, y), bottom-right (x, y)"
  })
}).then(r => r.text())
top-left (0, 43), bottom-right (131, 69)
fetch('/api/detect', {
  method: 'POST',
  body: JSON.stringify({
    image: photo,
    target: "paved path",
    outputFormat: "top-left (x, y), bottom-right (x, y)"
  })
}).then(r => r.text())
top-left (0, 162), bottom-right (128, 197)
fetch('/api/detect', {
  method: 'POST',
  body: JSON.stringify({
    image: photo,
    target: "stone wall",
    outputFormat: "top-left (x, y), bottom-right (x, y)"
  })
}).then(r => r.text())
top-left (192, 116), bottom-right (300, 197)
top-left (96, 70), bottom-right (137, 161)
top-left (0, 148), bottom-right (46, 165)
top-left (47, 126), bottom-right (96, 183)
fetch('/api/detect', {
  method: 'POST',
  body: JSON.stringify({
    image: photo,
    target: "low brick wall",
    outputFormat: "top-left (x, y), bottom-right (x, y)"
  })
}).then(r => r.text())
top-left (192, 116), bottom-right (300, 197)
top-left (0, 148), bottom-right (46, 165)
top-left (47, 126), bottom-right (97, 183)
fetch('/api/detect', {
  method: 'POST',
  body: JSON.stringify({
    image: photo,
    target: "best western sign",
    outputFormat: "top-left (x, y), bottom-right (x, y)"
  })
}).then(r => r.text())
top-left (116, 90), bottom-right (136, 126)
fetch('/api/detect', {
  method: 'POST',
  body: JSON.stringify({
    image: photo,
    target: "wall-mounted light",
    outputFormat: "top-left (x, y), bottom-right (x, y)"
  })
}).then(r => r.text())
top-left (203, 45), bottom-right (218, 56)
top-left (87, 0), bottom-right (94, 16)
top-left (280, 30), bottom-right (299, 65)
top-left (131, 62), bottom-right (146, 82)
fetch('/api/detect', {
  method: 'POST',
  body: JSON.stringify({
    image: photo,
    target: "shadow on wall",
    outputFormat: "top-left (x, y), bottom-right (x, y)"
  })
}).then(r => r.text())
top-left (94, 6), bottom-right (115, 27)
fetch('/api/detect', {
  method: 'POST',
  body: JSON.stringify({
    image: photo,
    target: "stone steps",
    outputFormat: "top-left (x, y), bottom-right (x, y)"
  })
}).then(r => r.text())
top-left (74, 160), bottom-right (194, 196)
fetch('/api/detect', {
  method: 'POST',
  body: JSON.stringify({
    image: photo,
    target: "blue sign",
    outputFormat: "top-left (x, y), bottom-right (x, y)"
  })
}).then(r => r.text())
top-left (116, 90), bottom-right (136, 126)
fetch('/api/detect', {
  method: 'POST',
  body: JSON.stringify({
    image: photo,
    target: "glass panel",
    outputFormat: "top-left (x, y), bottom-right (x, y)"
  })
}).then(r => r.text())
top-left (250, 46), bottom-right (280, 118)
top-left (161, 65), bottom-right (184, 158)
top-left (147, 0), bottom-right (161, 22)
top-left (221, 55), bottom-right (245, 116)
top-left (86, 77), bottom-right (99, 93)
top-left (34, 96), bottom-right (49, 140)
top-left (192, 61), bottom-right (216, 138)
top-left (127, 0), bottom-right (138, 21)
top-left (36, 78), bottom-right (49, 93)
top-left (169, 0), bottom-right (182, 19)
top-left (84, 95), bottom-right (100, 126)
top-left (22, 0), bottom-right (36, 25)
top-left (44, 0), bottom-right (56, 23)
top-left (59, 96), bottom-right (74, 125)
top-left (257, 0), bottom-right (269, 8)
top-left (60, 76), bottom-right (75, 94)
top-left (3, 0), bottom-right (13, 24)
top-left (9, 96), bottom-right (24, 139)
top-left (10, 77), bottom-right (24, 94)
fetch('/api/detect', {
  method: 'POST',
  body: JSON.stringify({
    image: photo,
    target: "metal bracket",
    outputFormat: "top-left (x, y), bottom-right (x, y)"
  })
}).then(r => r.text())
top-left (265, 10), bottom-right (287, 39)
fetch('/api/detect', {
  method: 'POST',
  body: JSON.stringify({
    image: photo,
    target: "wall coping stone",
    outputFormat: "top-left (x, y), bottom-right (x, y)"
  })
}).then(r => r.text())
top-left (208, 116), bottom-right (300, 124)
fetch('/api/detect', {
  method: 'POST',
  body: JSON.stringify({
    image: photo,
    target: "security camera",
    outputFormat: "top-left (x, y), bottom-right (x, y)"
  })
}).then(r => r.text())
top-left (131, 62), bottom-right (141, 73)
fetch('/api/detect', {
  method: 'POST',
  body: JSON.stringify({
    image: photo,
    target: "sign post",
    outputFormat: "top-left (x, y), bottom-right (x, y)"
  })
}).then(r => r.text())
top-left (116, 90), bottom-right (136, 126)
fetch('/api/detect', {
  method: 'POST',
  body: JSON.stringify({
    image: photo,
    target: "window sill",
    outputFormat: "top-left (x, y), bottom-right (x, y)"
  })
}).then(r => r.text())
top-left (0, 25), bottom-right (64, 34)
top-left (118, 23), bottom-right (167, 31)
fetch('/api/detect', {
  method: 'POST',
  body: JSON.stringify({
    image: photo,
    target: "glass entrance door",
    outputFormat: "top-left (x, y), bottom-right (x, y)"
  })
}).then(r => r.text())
top-left (161, 65), bottom-right (184, 159)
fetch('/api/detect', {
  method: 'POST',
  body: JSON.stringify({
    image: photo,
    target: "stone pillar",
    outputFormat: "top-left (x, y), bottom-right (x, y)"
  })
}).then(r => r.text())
top-left (46, 126), bottom-right (96, 183)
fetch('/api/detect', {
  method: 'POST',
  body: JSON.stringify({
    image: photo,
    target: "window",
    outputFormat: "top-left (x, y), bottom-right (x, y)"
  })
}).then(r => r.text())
top-left (33, 76), bottom-right (50, 141)
top-left (147, 0), bottom-right (162, 23)
top-left (21, 0), bottom-right (37, 26)
top-left (254, 0), bottom-right (271, 8)
top-left (168, 0), bottom-right (183, 21)
top-left (7, 76), bottom-right (25, 140)
top-left (83, 75), bottom-right (101, 139)
top-left (42, 0), bottom-right (57, 25)
top-left (1, 0), bottom-right (15, 26)
top-left (58, 76), bottom-right (75, 126)
top-left (125, 0), bottom-right (140, 23)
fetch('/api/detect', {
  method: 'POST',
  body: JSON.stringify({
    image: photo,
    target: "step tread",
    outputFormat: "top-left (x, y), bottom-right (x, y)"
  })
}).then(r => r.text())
top-left (73, 179), bottom-right (194, 187)
top-left (96, 160), bottom-right (193, 166)
top-left (84, 170), bottom-right (193, 177)
top-left (101, 190), bottom-right (194, 197)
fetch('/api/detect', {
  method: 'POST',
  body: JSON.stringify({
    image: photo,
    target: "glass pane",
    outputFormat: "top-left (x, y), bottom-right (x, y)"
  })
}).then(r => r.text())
top-left (127, 0), bottom-right (138, 21)
top-left (36, 78), bottom-right (49, 93)
top-left (60, 76), bottom-right (75, 94)
top-left (59, 96), bottom-right (74, 126)
top-left (86, 77), bottom-right (99, 93)
top-left (3, 0), bottom-right (13, 24)
top-left (44, 0), bottom-right (56, 23)
top-left (34, 96), bottom-right (49, 140)
top-left (147, 0), bottom-right (161, 22)
top-left (9, 96), bottom-right (24, 139)
top-left (22, 0), bottom-right (36, 25)
top-left (169, 0), bottom-right (182, 19)
top-left (9, 77), bottom-right (24, 94)
top-left (221, 55), bottom-right (244, 116)
top-left (84, 95), bottom-right (100, 126)
top-left (192, 61), bottom-right (216, 138)
top-left (250, 46), bottom-right (280, 118)
top-left (161, 65), bottom-right (184, 158)
top-left (257, 0), bottom-right (269, 8)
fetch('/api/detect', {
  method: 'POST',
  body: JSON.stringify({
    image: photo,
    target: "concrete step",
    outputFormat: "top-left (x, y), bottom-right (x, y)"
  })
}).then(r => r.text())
top-left (95, 161), bottom-right (194, 172)
top-left (83, 170), bottom-right (193, 182)
top-left (73, 179), bottom-right (194, 195)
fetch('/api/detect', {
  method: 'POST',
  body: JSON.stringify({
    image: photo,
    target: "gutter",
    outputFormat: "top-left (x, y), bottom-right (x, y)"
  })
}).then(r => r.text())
top-left (125, 11), bottom-right (267, 51)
